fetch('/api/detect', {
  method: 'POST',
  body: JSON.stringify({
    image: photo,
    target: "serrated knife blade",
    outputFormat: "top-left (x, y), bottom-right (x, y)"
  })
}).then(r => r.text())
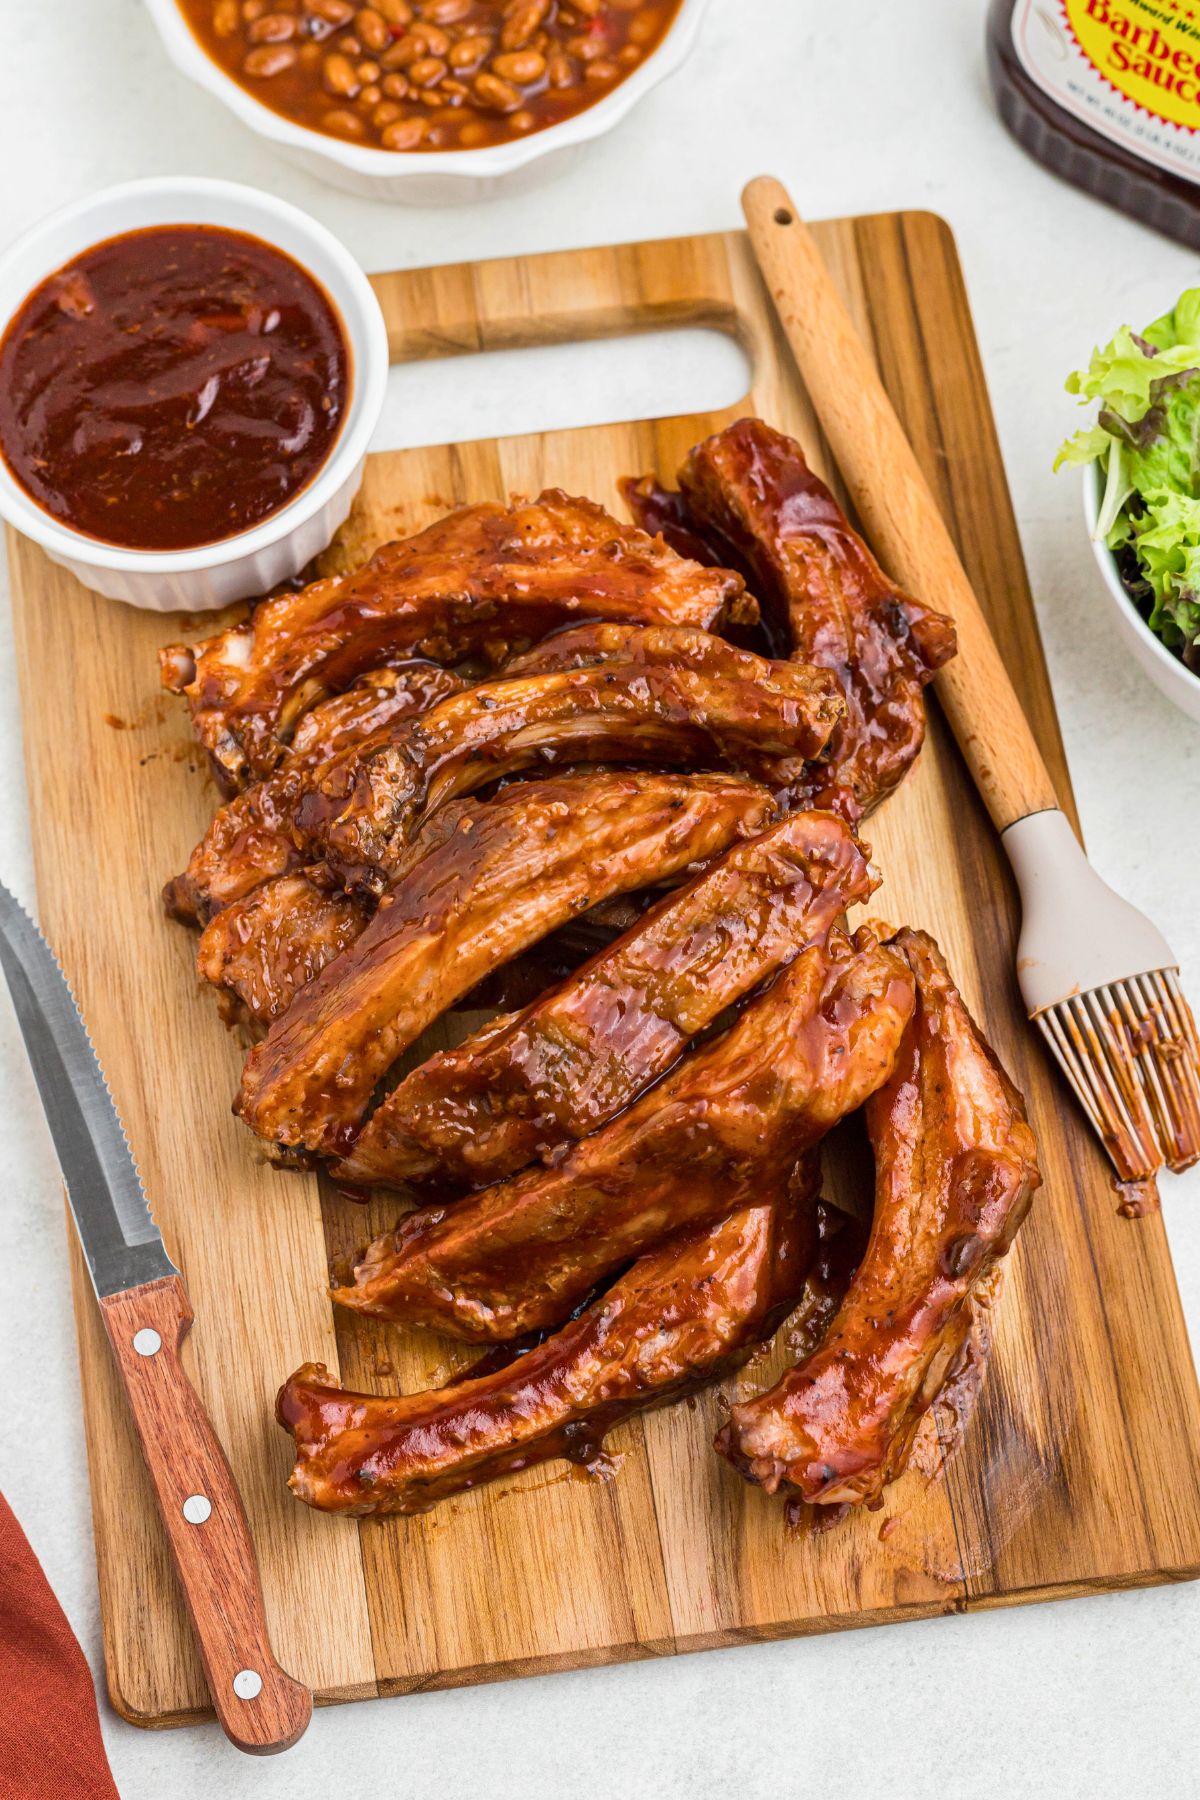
top-left (0, 880), bottom-right (177, 1298)
top-left (0, 876), bottom-right (311, 1752)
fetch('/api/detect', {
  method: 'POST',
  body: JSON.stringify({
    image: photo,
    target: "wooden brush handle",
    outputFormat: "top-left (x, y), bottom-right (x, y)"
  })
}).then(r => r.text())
top-left (742, 175), bottom-right (1060, 833)
top-left (99, 1276), bottom-right (312, 1755)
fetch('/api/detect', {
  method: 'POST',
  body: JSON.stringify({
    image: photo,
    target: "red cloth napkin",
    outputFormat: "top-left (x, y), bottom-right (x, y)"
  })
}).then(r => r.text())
top-left (0, 1492), bottom-right (119, 1799)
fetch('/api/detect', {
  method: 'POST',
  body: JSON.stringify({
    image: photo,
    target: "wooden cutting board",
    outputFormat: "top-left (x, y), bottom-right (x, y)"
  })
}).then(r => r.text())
top-left (9, 212), bottom-right (1200, 1730)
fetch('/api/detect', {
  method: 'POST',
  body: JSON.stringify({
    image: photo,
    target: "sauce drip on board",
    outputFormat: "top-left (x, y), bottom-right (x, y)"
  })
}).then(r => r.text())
top-left (0, 224), bottom-right (349, 552)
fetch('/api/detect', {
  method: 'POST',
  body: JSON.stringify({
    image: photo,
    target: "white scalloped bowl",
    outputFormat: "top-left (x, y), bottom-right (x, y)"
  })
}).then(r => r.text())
top-left (143, 0), bottom-right (712, 204)
top-left (1083, 461), bottom-right (1200, 726)
top-left (0, 177), bottom-right (388, 612)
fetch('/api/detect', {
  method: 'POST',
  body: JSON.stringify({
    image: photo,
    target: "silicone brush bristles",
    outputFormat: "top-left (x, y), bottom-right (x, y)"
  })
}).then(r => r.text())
top-left (1035, 969), bottom-right (1200, 1192)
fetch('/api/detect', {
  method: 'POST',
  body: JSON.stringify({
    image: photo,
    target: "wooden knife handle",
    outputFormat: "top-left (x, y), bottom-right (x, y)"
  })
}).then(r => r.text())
top-left (741, 175), bottom-right (1060, 834)
top-left (99, 1275), bottom-right (312, 1755)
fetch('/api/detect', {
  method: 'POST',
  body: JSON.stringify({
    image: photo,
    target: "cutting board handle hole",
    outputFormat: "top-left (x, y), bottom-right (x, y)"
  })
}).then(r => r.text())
top-left (370, 327), bottom-right (753, 457)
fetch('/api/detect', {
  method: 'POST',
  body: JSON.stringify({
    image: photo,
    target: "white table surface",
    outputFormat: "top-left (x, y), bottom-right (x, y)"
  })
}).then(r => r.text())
top-left (2, 2), bottom-right (1199, 1794)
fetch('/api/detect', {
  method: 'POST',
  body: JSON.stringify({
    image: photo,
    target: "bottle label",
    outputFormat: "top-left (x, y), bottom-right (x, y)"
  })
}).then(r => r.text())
top-left (1012, 0), bottom-right (1200, 183)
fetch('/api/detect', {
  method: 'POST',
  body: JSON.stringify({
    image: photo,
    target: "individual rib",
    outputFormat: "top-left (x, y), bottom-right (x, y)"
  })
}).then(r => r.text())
top-left (165, 662), bottom-right (463, 925)
top-left (336, 809), bottom-right (876, 1190)
top-left (499, 620), bottom-right (650, 675)
top-left (714, 927), bottom-right (1041, 1510)
top-left (160, 490), bottom-right (754, 790)
top-left (304, 625), bottom-right (843, 895)
top-left (278, 1160), bottom-right (819, 1517)
top-left (620, 475), bottom-right (744, 579)
top-left (235, 771), bottom-right (775, 1155)
top-left (197, 872), bottom-right (369, 1028)
top-left (333, 930), bottom-right (915, 1340)
top-left (625, 420), bottom-right (957, 818)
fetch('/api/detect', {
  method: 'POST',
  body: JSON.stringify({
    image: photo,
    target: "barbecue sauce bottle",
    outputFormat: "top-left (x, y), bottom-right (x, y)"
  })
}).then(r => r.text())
top-left (988, 0), bottom-right (1200, 248)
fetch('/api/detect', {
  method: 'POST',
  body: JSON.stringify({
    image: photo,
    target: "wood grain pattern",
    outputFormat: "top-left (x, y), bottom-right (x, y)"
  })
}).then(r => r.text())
top-left (99, 1277), bottom-right (312, 1752)
top-left (742, 177), bottom-right (1060, 832)
top-left (8, 213), bottom-right (1200, 1729)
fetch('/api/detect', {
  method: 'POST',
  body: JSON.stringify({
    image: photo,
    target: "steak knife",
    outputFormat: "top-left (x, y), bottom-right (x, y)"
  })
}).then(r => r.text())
top-left (0, 881), bottom-right (311, 1755)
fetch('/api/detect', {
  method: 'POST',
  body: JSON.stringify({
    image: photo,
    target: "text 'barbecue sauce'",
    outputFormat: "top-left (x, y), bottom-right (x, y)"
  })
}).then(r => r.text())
top-left (0, 224), bottom-right (349, 552)
top-left (988, 0), bottom-right (1200, 248)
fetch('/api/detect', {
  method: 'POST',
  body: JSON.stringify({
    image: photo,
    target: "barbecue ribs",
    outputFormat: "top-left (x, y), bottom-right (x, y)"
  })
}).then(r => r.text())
top-left (153, 443), bottom-right (1034, 1537)
top-left (304, 626), bottom-right (843, 895)
top-left (278, 1158), bottom-right (819, 1516)
top-left (334, 930), bottom-right (915, 1340)
top-left (166, 662), bottom-right (463, 925)
top-left (624, 420), bottom-right (957, 818)
top-left (336, 809), bottom-right (876, 1190)
top-left (197, 873), bottom-right (369, 1028)
top-left (160, 491), bottom-right (755, 790)
top-left (714, 927), bottom-right (1040, 1509)
top-left (236, 771), bottom-right (775, 1154)
top-left (619, 476), bottom-right (739, 579)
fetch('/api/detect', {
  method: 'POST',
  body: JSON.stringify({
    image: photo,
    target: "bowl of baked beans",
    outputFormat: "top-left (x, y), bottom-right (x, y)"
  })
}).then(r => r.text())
top-left (145, 0), bottom-right (710, 202)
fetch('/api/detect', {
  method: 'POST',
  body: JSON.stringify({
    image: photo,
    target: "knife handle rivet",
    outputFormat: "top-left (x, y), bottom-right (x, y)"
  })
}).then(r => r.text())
top-left (182, 1493), bottom-right (211, 1525)
top-left (233, 1669), bottom-right (263, 1702)
top-left (132, 1328), bottom-right (161, 1357)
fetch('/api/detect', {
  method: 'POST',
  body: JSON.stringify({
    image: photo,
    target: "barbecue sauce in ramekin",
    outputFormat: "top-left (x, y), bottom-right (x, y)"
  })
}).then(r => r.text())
top-left (0, 223), bottom-right (349, 552)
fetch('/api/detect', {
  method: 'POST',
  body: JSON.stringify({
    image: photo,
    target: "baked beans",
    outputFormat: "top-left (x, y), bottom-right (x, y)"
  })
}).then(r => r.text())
top-left (179, 0), bottom-right (684, 152)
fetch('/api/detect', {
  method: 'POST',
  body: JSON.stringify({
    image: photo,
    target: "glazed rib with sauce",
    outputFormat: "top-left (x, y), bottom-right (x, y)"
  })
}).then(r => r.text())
top-left (305, 627), bottom-right (843, 895)
top-left (168, 622), bottom-right (779, 925)
top-left (336, 810), bottom-right (875, 1190)
top-left (453, 893), bottom-right (665, 1017)
top-left (289, 665), bottom-right (450, 764)
top-left (195, 793), bottom-right (739, 1034)
top-left (161, 491), bottom-right (754, 789)
top-left (626, 419), bottom-right (957, 818)
top-left (166, 662), bottom-right (464, 925)
top-left (714, 927), bottom-right (1040, 1509)
top-left (235, 771), bottom-right (775, 1154)
top-left (619, 476), bottom-right (742, 581)
top-left (197, 872), bottom-right (368, 1029)
top-left (500, 620), bottom-right (645, 675)
top-left (334, 932), bottom-right (915, 1340)
top-left (196, 865), bottom-right (657, 1035)
top-left (278, 1161), bottom-right (818, 1518)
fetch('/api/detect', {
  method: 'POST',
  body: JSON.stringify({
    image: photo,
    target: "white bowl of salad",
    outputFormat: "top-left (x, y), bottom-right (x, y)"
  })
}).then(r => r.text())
top-left (1060, 288), bottom-right (1200, 725)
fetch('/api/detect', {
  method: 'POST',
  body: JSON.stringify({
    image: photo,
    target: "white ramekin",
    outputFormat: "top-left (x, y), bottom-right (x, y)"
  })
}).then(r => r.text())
top-left (143, 0), bottom-right (712, 205)
top-left (1083, 462), bottom-right (1200, 726)
top-left (0, 177), bottom-right (387, 612)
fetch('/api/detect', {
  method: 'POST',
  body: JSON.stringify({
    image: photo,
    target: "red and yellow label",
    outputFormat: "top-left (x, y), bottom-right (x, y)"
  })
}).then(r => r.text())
top-left (1065, 0), bottom-right (1200, 127)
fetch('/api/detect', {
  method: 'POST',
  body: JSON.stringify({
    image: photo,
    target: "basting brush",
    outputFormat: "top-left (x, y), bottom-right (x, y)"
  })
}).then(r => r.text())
top-left (741, 175), bottom-right (1200, 1197)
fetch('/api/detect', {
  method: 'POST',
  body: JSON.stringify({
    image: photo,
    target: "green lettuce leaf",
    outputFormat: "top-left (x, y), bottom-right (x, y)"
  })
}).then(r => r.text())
top-left (1064, 324), bottom-right (1200, 421)
top-left (1124, 380), bottom-right (1200, 498)
top-left (1053, 425), bottom-right (1111, 471)
top-left (1142, 286), bottom-right (1200, 352)
top-left (1130, 490), bottom-right (1200, 657)
top-left (1057, 287), bottom-right (1200, 666)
